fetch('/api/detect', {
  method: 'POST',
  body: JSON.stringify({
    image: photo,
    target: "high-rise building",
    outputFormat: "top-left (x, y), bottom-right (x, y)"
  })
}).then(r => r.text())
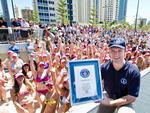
top-left (71, 0), bottom-right (77, 23)
top-left (147, 20), bottom-right (150, 25)
top-left (0, 0), bottom-right (3, 17)
top-left (67, 0), bottom-right (74, 24)
top-left (15, 5), bottom-right (20, 18)
top-left (99, 0), bottom-right (120, 22)
top-left (99, 0), bottom-right (127, 22)
top-left (76, 0), bottom-right (91, 24)
top-left (74, 0), bottom-right (99, 24)
top-left (0, 0), bottom-right (11, 26)
top-left (73, 0), bottom-right (126, 24)
top-left (118, 0), bottom-right (127, 21)
top-left (33, 0), bottom-right (56, 23)
top-left (72, 0), bottom-right (100, 24)
top-left (22, 7), bottom-right (33, 20)
top-left (32, 0), bottom-right (127, 24)
top-left (138, 18), bottom-right (147, 27)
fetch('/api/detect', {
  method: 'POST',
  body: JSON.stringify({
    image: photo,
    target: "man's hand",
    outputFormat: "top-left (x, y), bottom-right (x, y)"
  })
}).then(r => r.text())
top-left (95, 97), bottom-right (113, 106)
top-left (95, 94), bottom-right (136, 106)
top-left (99, 97), bottom-right (114, 106)
top-left (95, 92), bottom-right (115, 106)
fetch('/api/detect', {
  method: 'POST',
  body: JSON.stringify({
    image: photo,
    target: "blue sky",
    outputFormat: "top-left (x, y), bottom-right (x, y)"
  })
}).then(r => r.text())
top-left (7, 0), bottom-right (150, 24)
top-left (7, 0), bottom-right (33, 17)
top-left (126, 0), bottom-right (150, 24)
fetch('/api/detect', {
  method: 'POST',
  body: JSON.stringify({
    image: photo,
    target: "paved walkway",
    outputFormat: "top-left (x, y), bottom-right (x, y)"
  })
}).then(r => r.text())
top-left (133, 71), bottom-right (150, 113)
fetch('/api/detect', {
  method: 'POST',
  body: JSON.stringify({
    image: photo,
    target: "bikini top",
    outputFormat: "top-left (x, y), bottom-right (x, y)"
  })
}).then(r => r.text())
top-left (19, 91), bottom-right (30, 96)
top-left (35, 74), bottom-right (51, 83)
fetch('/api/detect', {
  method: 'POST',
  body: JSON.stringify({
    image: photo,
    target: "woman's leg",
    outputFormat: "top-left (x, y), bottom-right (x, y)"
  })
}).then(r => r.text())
top-left (0, 85), bottom-right (8, 102)
top-left (27, 103), bottom-right (35, 113)
top-left (40, 103), bottom-right (46, 113)
top-left (35, 92), bottom-right (43, 108)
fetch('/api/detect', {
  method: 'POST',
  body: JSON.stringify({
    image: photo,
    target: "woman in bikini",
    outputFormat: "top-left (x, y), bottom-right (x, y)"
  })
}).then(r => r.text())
top-left (57, 73), bottom-right (70, 113)
top-left (22, 63), bottom-right (35, 85)
top-left (42, 81), bottom-right (59, 113)
top-left (38, 53), bottom-right (51, 69)
top-left (34, 39), bottom-right (42, 52)
top-left (52, 57), bottom-right (70, 113)
top-left (135, 55), bottom-right (145, 71)
top-left (0, 57), bottom-right (8, 103)
top-left (29, 55), bottom-right (51, 108)
top-left (10, 73), bottom-right (36, 113)
top-left (143, 52), bottom-right (150, 68)
top-left (3, 51), bottom-right (14, 69)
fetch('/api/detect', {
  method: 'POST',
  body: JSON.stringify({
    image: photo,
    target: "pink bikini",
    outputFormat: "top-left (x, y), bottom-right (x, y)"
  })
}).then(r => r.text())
top-left (19, 91), bottom-right (30, 96)
top-left (19, 91), bottom-right (30, 107)
top-left (35, 74), bottom-right (51, 95)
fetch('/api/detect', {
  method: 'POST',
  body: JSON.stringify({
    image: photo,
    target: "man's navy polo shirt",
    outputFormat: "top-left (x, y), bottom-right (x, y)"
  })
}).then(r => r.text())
top-left (101, 61), bottom-right (140, 99)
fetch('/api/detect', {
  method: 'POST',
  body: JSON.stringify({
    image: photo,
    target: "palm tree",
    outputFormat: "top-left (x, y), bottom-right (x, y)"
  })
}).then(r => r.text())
top-left (89, 7), bottom-right (98, 27)
top-left (101, 21), bottom-right (109, 29)
top-left (29, 11), bottom-right (40, 23)
top-left (109, 20), bottom-right (117, 27)
top-left (57, 0), bottom-right (69, 25)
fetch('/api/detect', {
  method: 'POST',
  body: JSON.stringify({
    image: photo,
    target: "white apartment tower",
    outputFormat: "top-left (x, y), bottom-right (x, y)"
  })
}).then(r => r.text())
top-left (74, 0), bottom-right (99, 24)
top-left (77, 0), bottom-right (91, 24)
top-left (99, 0), bottom-right (128, 22)
top-left (33, 0), bottom-right (56, 23)
top-left (99, 0), bottom-right (120, 22)
top-left (72, 0), bottom-right (78, 23)
top-left (14, 5), bottom-right (20, 18)
top-left (73, 0), bottom-right (120, 24)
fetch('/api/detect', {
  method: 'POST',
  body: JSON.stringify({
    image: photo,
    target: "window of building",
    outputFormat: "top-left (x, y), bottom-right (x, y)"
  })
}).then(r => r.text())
top-left (49, 7), bottom-right (55, 11)
top-left (50, 13), bottom-right (55, 17)
top-left (43, 1), bottom-right (48, 4)
top-left (38, 0), bottom-right (42, 2)
top-left (49, 1), bottom-right (54, 4)
top-left (50, 19), bottom-right (56, 22)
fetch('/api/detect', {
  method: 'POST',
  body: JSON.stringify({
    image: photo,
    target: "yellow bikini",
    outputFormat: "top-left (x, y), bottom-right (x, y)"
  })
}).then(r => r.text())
top-left (44, 98), bottom-right (56, 105)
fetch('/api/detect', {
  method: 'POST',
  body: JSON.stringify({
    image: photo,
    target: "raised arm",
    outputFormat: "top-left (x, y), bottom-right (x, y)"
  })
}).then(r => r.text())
top-left (29, 56), bottom-right (37, 80)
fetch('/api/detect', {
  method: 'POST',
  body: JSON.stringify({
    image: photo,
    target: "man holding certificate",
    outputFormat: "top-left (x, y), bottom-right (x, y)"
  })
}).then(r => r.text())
top-left (96, 38), bottom-right (140, 113)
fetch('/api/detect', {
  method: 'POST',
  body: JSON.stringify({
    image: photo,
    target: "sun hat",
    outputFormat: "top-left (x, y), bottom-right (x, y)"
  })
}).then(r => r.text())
top-left (8, 51), bottom-right (14, 55)
top-left (12, 53), bottom-right (18, 57)
top-left (14, 73), bottom-right (24, 79)
top-left (46, 81), bottom-right (53, 86)
top-left (38, 62), bottom-right (45, 66)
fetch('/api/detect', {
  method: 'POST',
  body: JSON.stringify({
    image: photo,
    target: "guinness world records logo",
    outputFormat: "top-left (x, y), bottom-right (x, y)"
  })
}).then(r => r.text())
top-left (80, 69), bottom-right (90, 78)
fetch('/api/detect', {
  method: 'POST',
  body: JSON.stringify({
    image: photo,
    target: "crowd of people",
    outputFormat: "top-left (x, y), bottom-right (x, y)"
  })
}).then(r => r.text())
top-left (0, 17), bottom-right (46, 41)
top-left (0, 23), bottom-right (150, 113)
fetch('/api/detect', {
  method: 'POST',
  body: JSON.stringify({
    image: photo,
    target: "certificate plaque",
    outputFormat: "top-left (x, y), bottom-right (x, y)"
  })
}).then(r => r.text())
top-left (68, 59), bottom-right (103, 106)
